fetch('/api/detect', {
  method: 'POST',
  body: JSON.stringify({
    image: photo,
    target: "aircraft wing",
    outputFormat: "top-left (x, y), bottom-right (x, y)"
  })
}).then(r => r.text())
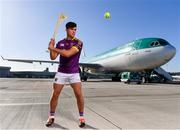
top-left (1, 56), bottom-right (59, 64)
top-left (79, 63), bottom-right (103, 69)
top-left (1, 56), bottom-right (103, 70)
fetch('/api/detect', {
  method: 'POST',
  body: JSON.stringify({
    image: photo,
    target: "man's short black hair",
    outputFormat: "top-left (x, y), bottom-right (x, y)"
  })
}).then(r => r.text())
top-left (66, 22), bottom-right (77, 29)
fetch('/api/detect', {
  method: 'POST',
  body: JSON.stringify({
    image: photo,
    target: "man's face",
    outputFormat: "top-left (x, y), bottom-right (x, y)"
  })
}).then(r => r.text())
top-left (66, 27), bottom-right (77, 38)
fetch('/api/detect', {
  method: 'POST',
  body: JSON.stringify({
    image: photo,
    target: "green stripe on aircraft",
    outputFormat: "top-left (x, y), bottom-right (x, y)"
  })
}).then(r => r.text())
top-left (83, 38), bottom-right (169, 63)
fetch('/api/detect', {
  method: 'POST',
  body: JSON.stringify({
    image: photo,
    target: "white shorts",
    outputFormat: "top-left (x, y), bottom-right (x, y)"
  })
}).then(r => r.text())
top-left (53, 72), bottom-right (81, 85)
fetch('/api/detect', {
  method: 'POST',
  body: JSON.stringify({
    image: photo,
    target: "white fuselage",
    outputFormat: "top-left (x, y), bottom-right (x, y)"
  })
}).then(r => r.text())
top-left (92, 45), bottom-right (176, 72)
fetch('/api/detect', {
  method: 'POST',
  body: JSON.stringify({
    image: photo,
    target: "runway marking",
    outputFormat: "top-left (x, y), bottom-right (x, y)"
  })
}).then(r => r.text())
top-left (86, 97), bottom-right (180, 103)
top-left (86, 106), bottom-right (122, 130)
top-left (0, 102), bottom-right (49, 106)
top-left (0, 91), bottom-right (49, 94)
top-left (84, 94), bottom-right (180, 99)
top-left (110, 97), bottom-right (180, 102)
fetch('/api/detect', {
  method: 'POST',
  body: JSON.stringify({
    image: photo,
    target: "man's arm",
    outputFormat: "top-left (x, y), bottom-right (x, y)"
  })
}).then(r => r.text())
top-left (50, 50), bottom-right (59, 60)
top-left (49, 39), bottom-right (59, 60)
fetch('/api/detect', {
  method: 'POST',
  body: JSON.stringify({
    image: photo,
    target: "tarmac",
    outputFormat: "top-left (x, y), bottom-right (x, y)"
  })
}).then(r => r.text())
top-left (0, 78), bottom-right (180, 129)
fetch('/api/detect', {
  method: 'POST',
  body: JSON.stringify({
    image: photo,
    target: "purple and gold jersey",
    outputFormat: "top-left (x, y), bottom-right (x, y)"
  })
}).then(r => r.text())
top-left (56, 38), bottom-right (83, 73)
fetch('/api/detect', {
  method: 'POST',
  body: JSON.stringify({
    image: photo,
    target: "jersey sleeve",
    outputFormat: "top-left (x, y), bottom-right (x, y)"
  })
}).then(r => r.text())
top-left (55, 42), bottom-right (60, 49)
top-left (56, 41), bottom-right (64, 49)
top-left (72, 40), bottom-right (83, 51)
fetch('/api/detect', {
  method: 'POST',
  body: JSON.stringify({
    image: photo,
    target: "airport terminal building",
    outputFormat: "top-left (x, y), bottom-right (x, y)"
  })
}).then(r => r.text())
top-left (0, 66), bottom-right (55, 78)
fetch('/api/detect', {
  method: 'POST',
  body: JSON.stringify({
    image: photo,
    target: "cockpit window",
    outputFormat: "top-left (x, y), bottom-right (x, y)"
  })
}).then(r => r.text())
top-left (155, 41), bottom-right (160, 46)
top-left (151, 41), bottom-right (161, 47)
top-left (150, 42), bottom-right (154, 46)
top-left (158, 39), bottom-right (168, 46)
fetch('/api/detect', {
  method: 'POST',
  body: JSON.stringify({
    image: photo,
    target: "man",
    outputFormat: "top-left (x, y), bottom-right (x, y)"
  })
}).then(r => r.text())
top-left (46, 22), bottom-right (85, 128)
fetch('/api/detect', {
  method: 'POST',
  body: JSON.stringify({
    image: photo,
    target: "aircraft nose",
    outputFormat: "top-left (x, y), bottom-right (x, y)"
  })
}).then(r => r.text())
top-left (164, 45), bottom-right (176, 61)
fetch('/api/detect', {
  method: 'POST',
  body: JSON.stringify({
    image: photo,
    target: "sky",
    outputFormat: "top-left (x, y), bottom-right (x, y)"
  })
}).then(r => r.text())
top-left (0, 0), bottom-right (180, 72)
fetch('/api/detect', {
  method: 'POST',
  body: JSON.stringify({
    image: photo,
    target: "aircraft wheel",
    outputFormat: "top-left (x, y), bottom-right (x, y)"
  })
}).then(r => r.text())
top-left (125, 80), bottom-right (130, 84)
top-left (137, 81), bottom-right (141, 84)
top-left (81, 76), bottom-right (87, 81)
top-left (112, 77), bottom-right (120, 81)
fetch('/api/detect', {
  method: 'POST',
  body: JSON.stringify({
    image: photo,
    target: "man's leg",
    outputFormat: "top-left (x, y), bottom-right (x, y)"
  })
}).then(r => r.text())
top-left (71, 82), bottom-right (84, 114)
top-left (50, 83), bottom-right (64, 112)
top-left (46, 83), bottom-right (64, 127)
top-left (71, 82), bottom-right (85, 127)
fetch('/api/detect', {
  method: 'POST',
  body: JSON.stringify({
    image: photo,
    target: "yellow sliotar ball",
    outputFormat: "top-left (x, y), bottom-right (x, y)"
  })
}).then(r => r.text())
top-left (104, 12), bottom-right (111, 19)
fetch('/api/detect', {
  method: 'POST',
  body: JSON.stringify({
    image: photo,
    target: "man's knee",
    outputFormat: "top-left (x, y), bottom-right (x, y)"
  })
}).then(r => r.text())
top-left (71, 83), bottom-right (83, 99)
top-left (52, 84), bottom-right (63, 98)
top-left (52, 90), bottom-right (61, 100)
top-left (75, 91), bottom-right (83, 99)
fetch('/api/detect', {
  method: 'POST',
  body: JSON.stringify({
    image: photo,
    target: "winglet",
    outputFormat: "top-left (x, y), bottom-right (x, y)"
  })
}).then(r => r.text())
top-left (1, 56), bottom-right (5, 60)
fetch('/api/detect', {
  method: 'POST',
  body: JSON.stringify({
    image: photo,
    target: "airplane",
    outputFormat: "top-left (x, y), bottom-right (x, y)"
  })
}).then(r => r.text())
top-left (1, 38), bottom-right (176, 82)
